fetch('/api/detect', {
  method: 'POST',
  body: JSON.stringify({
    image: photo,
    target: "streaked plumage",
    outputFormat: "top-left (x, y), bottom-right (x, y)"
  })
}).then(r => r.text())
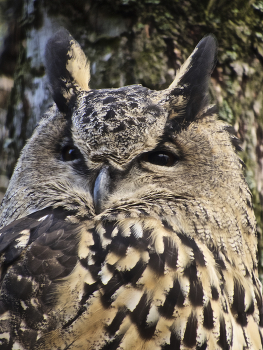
top-left (0, 29), bottom-right (262, 349)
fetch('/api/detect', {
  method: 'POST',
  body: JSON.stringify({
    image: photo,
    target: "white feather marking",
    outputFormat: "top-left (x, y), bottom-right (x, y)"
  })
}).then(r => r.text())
top-left (115, 247), bottom-right (140, 271)
top-left (14, 229), bottom-right (30, 249)
top-left (30, 298), bottom-right (38, 308)
top-left (178, 276), bottom-right (190, 300)
top-left (154, 233), bottom-right (164, 254)
top-left (112, 227), bottom-right (118, 237)
top-left (141, 251), bottom-right (150, 263)
top-left (87, 254), bottom-right (95, 265)
top-left (100, 264), bottom-right (113, 285)
top-left (20, 301), bottom-right (27, 310)
top-left (97, 225), bottom-right (111, 248)
top-left (84, 271), bottom-right (96, 285)
top-left (106, 252), bottom-right (121, 265)
top-left (0, 333), bottom-right (10, 341)
top-left (131, 222), bottom-right (143, 238)
top-left (12, 342), bottom-right (26, 350)
top-left (246, 315), bottom-right (262, 349)
top-left (112, 286), bottom-right (143, 312)
top-left (146, 304), bottom-right (159, 325)
top-left (78, 229), bottom-right (94, 259)
top-left (177, 244), bottom-right (194, 272)
top-left (37, 215), bottom-right (48, 222)
top-left (0, 311), bottom-right (10, 321)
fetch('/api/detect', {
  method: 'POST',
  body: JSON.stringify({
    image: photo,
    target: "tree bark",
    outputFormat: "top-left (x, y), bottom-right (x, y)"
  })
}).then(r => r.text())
top-left (0, 0), bottom-right (263, 276)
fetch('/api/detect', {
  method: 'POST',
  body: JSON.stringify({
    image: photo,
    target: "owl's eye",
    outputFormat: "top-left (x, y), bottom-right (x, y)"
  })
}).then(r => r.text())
top-left (142, 151), bottom-right (177, 166)
top-left (61, 145), bottom-right (80, 162)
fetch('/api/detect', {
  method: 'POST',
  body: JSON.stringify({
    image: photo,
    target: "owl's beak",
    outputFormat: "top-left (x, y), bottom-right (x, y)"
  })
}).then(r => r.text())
top-left (93, 166), bottom-right (110, 214)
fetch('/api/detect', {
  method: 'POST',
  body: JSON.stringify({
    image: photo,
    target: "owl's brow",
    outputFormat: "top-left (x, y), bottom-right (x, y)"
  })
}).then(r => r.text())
top-left (156, 127), bottom-right (178, 146)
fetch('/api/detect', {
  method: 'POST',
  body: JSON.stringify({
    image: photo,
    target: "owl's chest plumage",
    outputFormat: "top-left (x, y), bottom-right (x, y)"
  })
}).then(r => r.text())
top-left (1, 209), bottom-right (261, 349)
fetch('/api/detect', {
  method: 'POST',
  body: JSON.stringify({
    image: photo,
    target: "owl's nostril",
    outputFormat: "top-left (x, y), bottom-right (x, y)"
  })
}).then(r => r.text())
top-left (93, 166), bottom-right (110, 214)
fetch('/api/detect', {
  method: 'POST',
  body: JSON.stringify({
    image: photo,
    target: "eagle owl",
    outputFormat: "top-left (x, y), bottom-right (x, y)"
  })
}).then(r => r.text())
top-left (0, 29), bottom-right (262, 350)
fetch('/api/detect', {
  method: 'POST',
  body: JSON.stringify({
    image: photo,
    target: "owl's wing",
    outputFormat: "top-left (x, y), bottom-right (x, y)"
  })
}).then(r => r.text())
top-left (0, 208), bottom-right (82, 348)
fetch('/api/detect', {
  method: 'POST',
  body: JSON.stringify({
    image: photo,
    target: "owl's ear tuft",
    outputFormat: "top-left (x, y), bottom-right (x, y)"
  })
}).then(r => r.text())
top-left (168, 35), bottom-right (217, 124)
top-left (45, 28), bottom-right (90, 114)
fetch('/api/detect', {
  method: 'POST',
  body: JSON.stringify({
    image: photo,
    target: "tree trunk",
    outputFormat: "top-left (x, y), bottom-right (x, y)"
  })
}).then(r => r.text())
top-left (0, 0), bottom-right (263, 276)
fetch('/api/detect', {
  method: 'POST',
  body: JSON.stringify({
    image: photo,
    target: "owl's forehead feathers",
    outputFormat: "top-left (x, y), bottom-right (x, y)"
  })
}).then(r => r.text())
top-left (72, 86), bottom-right (168, 160)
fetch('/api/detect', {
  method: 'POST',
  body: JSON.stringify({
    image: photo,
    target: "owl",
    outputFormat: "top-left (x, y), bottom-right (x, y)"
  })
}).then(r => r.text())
top-left (0, 28), bottom-right (262, 350)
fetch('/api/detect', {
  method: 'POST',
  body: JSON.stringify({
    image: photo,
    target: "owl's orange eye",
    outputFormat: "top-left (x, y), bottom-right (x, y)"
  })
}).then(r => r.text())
top-left (142, 151), bottom-right (177, 167)
top-left (61, 145), bottom-right (79, 161)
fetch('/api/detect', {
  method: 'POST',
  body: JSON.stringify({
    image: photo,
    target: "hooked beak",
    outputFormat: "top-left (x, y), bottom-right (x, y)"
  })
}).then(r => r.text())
top-left (93, 166), bottom-right (110, 214)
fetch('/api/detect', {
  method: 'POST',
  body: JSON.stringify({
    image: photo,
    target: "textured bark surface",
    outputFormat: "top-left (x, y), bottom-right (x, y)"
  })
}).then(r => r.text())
top-left (0, 0), bottom-right (263, 276)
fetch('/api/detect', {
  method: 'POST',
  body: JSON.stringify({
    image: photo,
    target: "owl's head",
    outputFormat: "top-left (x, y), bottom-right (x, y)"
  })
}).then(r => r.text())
top-left (0, 30), bottom-right (255, 253)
